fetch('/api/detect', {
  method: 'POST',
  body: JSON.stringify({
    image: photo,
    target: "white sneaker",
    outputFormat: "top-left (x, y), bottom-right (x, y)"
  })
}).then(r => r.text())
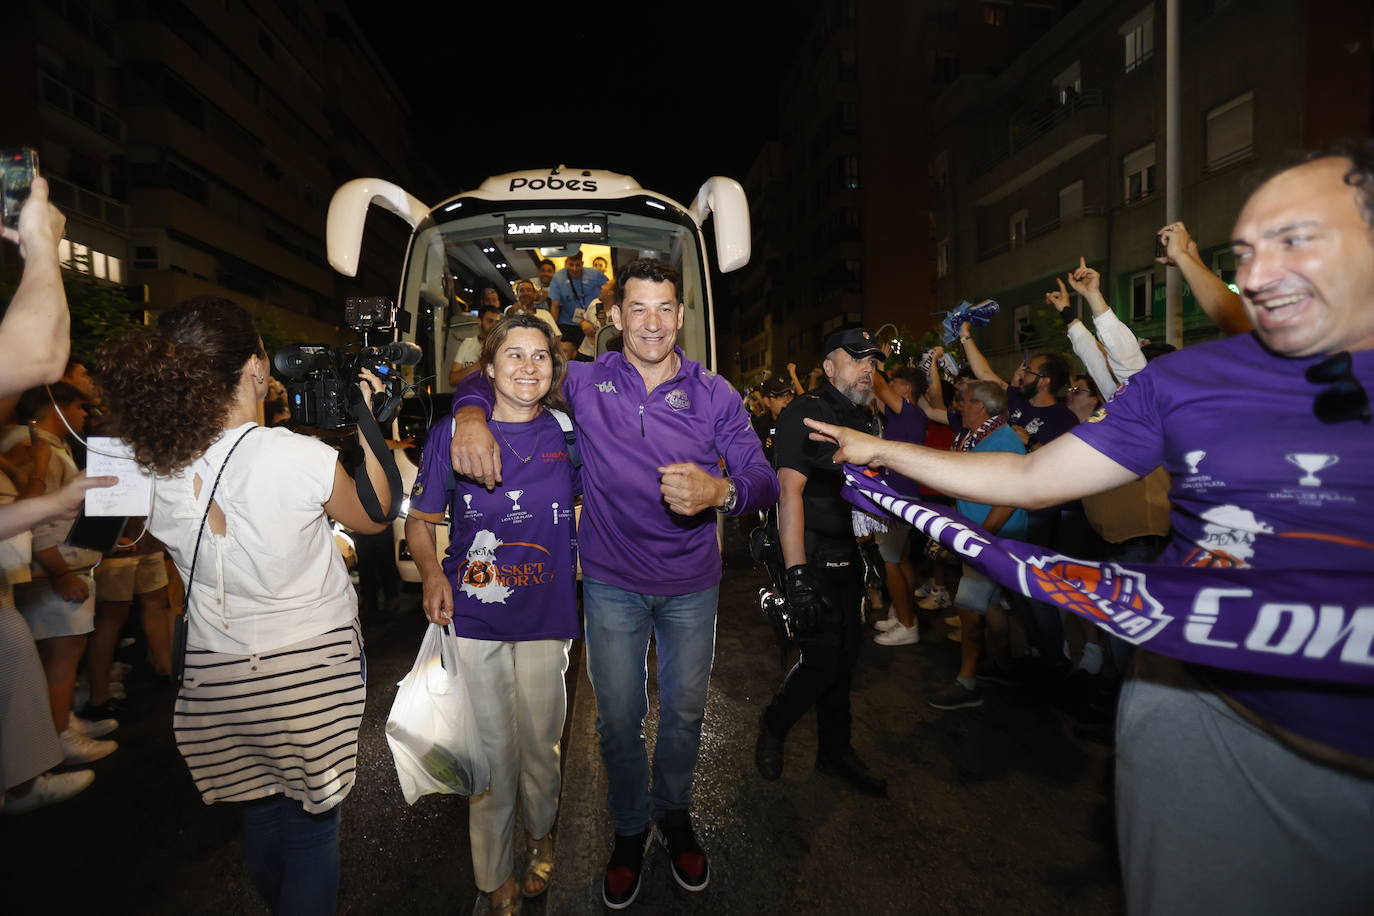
top-left (3, 770), bottom-right (95, 815)
top-left (68, 713), bottom-right (118, 739)
top-left (874, 624), bottom-right (920, 646)
top-left (874, 615), bottom-right (901, 633)
top-left (918, 588), bottom-right (951, 610)
top-left (60, 727), bottom-right (117, 765)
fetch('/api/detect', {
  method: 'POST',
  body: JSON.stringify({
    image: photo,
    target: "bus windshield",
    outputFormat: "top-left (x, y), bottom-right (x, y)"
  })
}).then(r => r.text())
top-left (401, 194), bottom-right (712, 390)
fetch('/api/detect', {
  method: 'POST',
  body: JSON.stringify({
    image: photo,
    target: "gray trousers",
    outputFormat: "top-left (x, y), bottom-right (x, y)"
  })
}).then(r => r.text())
top-left (1116, 653), bottom-right (1374, 916)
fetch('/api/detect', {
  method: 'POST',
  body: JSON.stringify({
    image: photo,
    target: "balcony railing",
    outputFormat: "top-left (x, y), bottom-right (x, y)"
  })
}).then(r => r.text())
top-left (46, 175), bottom-right (129, 230)
top-left (40, 71), bottom-right (125, 142)
top-left (976, 206), bottom-right (1105, 262)
top-left (973, 90), bottom-right (1106, 179)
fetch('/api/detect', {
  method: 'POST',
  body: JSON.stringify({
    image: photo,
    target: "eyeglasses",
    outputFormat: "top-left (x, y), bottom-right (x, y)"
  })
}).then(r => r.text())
top-left (1067, 386), bottom-right (1091, 395)
top-left (1306, 351), bottom-right (1370, 424)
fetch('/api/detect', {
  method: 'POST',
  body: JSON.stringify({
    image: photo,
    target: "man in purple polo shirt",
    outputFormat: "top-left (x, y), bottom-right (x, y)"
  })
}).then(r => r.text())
top-left (451, 258), bottom-right (778, 909)
top-left (802, 144), bottom-right (1374, 914)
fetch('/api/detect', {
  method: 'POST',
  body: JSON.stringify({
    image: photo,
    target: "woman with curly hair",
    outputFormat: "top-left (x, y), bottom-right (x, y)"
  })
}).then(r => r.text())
top-left (95, 297), bottom-right (390, 915)
top-left (405, 312), bottom-right (579, 915)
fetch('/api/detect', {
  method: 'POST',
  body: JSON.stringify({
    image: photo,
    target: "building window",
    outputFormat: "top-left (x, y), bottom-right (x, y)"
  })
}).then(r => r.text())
top-left (936, 238), bottom-right (950, 279)
top-left (1130, 271), bottom-right (1153, 320)
top-left (1123, 143), bottom-right (1156, 203)
top-left (1121, 6), bottom-right (1155, 72)
top-left (839, 101), bottom-right (859, 133)
top-left (982, 3), bottom-right (1007, 26)
top-left (843, 155), bottom-right (860, 191)
top-left (1009, 208), bottom-right (1029, 248)
top-left (1206, 91), bottom-right (1254, 171)
top-left (836, 46), bottom-right (856, 82)
top-left (1054, 61), bottom-right (1082, 105)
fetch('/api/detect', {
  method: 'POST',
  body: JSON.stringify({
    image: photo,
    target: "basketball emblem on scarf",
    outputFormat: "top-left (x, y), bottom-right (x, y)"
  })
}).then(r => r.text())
top-left (1022, 555), bottom-right (1171, 643)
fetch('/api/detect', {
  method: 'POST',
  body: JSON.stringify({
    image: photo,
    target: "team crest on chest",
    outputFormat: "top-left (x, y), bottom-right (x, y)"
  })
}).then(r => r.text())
top-left (665, 389), bottom-right (690, 410)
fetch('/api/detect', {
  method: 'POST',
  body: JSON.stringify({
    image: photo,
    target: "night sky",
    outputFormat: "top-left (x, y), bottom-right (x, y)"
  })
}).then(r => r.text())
top-left (346, 0), bottom-right (801, 205)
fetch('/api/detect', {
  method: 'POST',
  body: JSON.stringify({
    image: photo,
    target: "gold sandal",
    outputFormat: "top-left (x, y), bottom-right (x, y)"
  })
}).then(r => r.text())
top-left (522, 834), bottom-right (555, 898)
top-left (489, 876), bottom-right (522, 915)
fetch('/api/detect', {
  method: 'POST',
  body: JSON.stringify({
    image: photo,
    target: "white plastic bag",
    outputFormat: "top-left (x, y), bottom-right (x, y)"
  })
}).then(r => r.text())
top-left (385, 624), bottom-right (490, 804)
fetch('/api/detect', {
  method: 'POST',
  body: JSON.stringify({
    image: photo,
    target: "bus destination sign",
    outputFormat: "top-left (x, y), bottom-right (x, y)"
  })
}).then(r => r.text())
top-left (503, 215), bottom-right (608, 247)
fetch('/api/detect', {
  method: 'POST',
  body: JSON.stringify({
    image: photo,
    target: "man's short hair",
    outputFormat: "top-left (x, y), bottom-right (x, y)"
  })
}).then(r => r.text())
top-left (20, 381), bottom-right (84, 421)
top-left (539, 258), bottom-right (555, 269)
top-left (477, 305), bottom-right (502, 318)
top-left (1294, 138), bottom-right (1374, 230)
top-left (1140, 341), bottom-right (1177, 363)
top-left (515, 279), bottom-right (536, 293)
top-left (966, 380), bottom-right (1007, 416)
top-left (616, 258), bottom-right (681, 302)
top-left (1035, 352), bottom-right (1072, 394)
top-left (889, 368), bottom-right (927, 396)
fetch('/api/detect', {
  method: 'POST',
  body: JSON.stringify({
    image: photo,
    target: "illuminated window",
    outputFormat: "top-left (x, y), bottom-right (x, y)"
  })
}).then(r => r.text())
top-left (982, 3), bottom-right (1007, 26)
top-left (91, 251), bottom-right (107, 279)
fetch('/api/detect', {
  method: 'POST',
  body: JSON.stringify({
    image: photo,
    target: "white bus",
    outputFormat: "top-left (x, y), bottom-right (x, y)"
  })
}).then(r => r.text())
top-left (324, 165), bottom-right (752, 390)
top-left (323, 165), bottom-right (752, 580)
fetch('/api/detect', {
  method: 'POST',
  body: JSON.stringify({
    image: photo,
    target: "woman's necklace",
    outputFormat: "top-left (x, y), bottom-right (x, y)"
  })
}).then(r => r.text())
top-left (493, 418), bottom-right (538, 464)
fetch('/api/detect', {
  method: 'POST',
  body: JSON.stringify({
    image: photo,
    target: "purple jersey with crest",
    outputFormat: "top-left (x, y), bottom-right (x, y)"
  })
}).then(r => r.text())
top-left (1006, 385), bottom-right (1078, 445)
top-left (410, 413), bottom-right (580, 641)
top-left (1070, 333), bottom-right (1374, 756)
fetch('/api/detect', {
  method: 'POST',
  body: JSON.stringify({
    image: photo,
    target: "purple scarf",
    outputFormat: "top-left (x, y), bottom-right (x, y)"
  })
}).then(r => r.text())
top-left (841, 466), bottom-right (1374, 685)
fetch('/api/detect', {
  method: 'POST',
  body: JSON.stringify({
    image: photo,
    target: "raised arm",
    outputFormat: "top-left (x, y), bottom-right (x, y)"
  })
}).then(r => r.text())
top-left (802, 418), bottom-right (1138, 511)
top-left (787, 362), bottom-right (805, 396)
top-left (958, 321), bottom-right (1005, 386)
top-left (0, 178), bottom-right (70, 395)
top-left (1049, 274), bottom-right (1120, 397)
top-left (1157, 222), bottom-right (1252, 335)
top-left (870, 368), bottom-right (904, 415)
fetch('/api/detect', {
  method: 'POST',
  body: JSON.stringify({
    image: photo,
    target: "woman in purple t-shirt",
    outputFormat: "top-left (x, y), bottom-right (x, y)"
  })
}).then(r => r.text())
top-left (404, 313), bottom-right (580, 915)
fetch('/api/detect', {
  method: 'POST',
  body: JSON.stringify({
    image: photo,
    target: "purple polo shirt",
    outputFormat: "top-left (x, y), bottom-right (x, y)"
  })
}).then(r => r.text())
top-left (1071, 333), bottom-right (1374, 757)
top-left (882, 400), bottom-right (928, 499)
top-left (454, 347), bottom-right (778, 596)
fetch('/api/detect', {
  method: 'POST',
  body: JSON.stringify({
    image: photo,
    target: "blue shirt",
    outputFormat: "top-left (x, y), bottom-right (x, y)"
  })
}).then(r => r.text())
top-left (546, 267), bottom-right (608, 324)
top-left (955, 425), bottom-right (1028, 540)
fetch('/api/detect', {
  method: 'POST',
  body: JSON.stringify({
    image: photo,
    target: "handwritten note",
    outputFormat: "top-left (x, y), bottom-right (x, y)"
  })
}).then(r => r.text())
top-left (84, 437), bottom-right (152, 517)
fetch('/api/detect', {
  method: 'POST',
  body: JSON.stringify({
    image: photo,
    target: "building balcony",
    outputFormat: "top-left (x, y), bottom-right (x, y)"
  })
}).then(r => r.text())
top-left (39, 70), bottom-right (125, 143)
top-left (46, 175), bottom-right (129, 233)
top-left (970, 207), bottom-right (1107, 294)
top-left (969, 90), bottom-right (1108, 207)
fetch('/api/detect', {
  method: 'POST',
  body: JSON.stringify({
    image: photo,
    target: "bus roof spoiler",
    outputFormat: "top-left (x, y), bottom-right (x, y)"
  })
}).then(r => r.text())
top-left (688, 177), bottom-right (751, 273)
top-left (326, 178), bottom-right (430, 277)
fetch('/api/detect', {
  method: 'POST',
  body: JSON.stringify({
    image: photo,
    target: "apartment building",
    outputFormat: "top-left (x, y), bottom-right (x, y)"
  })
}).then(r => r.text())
top-left (1, 0), bottom-right (436, 343)
top-left (932, 0), bottom-right (1373, 369)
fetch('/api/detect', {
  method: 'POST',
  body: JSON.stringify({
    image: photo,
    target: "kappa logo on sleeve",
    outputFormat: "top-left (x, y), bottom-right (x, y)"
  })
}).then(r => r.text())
top-left (1021, 555), bottom-right (1172, 644)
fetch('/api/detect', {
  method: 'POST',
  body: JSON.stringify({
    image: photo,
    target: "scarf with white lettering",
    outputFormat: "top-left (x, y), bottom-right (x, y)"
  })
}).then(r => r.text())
top-left (841, 465), bottom-right (1374, 685)
top-left (953, 412), bottom-right (1006, 452)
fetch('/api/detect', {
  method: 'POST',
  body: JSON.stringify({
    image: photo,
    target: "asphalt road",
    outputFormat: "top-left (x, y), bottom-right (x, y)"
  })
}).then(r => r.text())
top-left (1, 533), bottom-right (1124, 915)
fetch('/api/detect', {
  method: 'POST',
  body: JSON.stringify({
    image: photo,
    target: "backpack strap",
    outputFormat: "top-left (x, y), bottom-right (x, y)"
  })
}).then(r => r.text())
top-left (545, 408), bottom-right (582, 469)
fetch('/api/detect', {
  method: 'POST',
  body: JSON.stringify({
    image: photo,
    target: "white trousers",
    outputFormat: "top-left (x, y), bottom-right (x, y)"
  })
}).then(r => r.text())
top-left (455, 637), bottom-right (571, 892)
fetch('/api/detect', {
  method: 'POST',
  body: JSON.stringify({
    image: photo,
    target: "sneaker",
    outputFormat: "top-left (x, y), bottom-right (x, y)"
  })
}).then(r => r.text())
top-left (602, 827), bottom-right (655, 909)
top-left (927, 680), bottom-right (984, 710)
top-left (874, 615), bottom-right (901, 633)
top-left (975, 661), bottom-right (1019, 687)
top-left (3, 770), bottom-right (95, 815)
top-left (918, 588), bottom-right (951, 610)
top-left (755, 713), bottom-right (784, 781)
top-left (874, 623), bottom-right (919, 646)
top-left (108, 681), bottom-right (127, 700)
top-left (68, 712), bottom-right (118, 739)
top-left (110, 661), bottom-right (133, 681)
top-left (657, 809), bottom-right (709, 892)
top-left (59, 727), bottom-right (117, 765)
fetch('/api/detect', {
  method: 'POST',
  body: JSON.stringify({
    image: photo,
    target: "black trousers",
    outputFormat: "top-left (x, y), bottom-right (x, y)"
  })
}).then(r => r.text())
top-left (764, 536), bottom-right (864, 759)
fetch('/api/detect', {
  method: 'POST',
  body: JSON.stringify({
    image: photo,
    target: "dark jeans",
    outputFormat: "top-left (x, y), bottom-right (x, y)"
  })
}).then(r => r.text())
top-left (1011, 512), bottom-right (1067, 664)
top-left (354, 528), bottom-right (398, 616)
top-left (764, 538), bottom-right (864, 759)
top-left (242, 794), bottom-right (342, 916)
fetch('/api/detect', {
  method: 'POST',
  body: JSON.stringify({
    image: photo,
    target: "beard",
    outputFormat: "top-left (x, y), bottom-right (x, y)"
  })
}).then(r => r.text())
top-left (839, 380), bottom-right (872, 406)
top-left (1018, 378), bottom-right (1039, 400)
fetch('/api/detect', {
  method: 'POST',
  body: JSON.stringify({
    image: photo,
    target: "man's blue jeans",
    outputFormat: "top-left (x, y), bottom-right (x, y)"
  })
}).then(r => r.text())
top-left (582, 576), bottom-right (719, 836)
top-left (242, 793), bottom-right (342, 916)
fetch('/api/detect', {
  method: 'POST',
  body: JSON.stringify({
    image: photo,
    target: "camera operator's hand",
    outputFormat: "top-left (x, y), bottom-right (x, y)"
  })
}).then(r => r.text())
top-left (451, 406), bottom-right (502, 490)
top-left (1, 177), bottom-right (65, 262)
top-left (784, 563), bottom-right (827, 637)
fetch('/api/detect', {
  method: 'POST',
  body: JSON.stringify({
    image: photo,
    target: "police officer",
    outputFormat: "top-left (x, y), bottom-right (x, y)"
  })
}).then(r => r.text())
top-left (755, 327), bottom-right (887, 796)
top-left (755, 372), bottom-right (796, 467)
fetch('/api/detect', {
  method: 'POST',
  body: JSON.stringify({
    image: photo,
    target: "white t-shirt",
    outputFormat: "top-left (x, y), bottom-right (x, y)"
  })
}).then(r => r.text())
top-left (451, 335), bottom-right (481, 368)
top-left (148, 423), bottom-right (356, 656)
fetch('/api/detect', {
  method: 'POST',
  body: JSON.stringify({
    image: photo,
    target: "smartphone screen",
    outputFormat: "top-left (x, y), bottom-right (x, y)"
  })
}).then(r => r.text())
top-left (64, 510), bottom-right (128, 555)
top-left (1, 148), bottom-right (40, 229)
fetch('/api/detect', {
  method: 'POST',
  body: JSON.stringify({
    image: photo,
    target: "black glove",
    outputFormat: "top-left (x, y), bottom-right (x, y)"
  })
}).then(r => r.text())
top-left (784, 564), bottom-right (825, 636)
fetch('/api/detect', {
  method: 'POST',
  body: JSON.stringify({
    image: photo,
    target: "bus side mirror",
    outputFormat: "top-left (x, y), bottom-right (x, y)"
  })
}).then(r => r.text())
top-left (326, 178), bottom-right (431, 277)
top-left (688, 176), bottom-right (751, 273)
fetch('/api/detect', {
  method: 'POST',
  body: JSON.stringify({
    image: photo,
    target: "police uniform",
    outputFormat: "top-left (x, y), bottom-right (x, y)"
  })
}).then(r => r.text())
top-left (761, 378), bottom-right (878, 778)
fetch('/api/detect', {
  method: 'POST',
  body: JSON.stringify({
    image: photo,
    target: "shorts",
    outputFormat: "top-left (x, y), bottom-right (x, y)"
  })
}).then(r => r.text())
top-left (94, 552), bottom-right (169, 602)
top-left (953, 563), bottom-right (1001, 613)
top-left (15, 572), bottom-right (96, 639)
top-left (874, 521), bottom-right (911, 564)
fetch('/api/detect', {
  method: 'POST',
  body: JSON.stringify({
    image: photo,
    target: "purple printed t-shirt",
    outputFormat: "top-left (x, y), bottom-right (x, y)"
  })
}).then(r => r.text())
top-left (410, 412), bottom-right (580, 642)
top-left (1070, 333), bottom-right (1374, 757)
top-left (1006, 385), bottom-right (1077, 445)
top-left (882, 400), bottom-right (928, 499)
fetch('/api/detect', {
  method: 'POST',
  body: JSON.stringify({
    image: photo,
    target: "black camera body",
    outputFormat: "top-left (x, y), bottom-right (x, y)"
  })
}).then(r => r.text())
top-left (274, 298), bottom-right (420, 430)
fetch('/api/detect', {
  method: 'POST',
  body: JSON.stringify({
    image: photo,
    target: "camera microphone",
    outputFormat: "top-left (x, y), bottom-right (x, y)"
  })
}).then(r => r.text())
top-left (358, 341), bottom-right (422, 366)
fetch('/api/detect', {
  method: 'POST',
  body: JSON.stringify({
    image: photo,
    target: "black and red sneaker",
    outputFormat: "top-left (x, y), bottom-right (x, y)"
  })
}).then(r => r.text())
top-left (602, 827), bottom-right (654, 910)
top-left (656, 809), bottom-right (709, 892)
